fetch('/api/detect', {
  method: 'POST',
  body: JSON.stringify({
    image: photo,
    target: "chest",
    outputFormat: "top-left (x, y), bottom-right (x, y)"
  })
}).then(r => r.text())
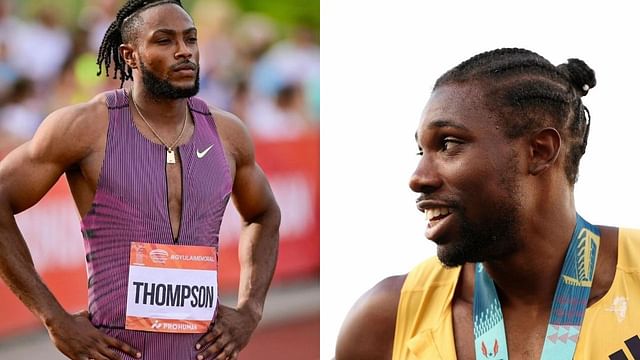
top-left (452, 299), bottom-right (550, 359)
top-left (71, 107), bottom-right (234, 243)
top-left (166, 156), bottom-right (183, 207)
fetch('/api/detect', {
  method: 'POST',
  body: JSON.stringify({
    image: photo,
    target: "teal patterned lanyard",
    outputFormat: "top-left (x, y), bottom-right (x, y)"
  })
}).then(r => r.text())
top-left (472, 214), bottom-right (600, 360)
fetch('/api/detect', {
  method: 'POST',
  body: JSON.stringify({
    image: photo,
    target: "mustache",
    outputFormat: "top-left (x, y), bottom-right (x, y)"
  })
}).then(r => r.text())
top-left (170, 61), bottom-right (198, 71)
top-left (415, 194), bottom-right (460, 207)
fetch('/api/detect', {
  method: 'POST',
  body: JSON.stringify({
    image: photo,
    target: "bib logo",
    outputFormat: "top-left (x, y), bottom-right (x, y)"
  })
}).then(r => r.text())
top-left (132, 244), bottom-right (145, 265)
top-left (149, 249), bottom-right (169, 264)
top-left (148, 319), bottom-right (198, 331)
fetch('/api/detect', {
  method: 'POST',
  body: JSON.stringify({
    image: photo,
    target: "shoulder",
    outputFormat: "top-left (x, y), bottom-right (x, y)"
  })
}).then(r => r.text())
top-left (208, 105), bottom-right (248, 139)
top-left (335, 275), bottom-right (407, 360)
top-left (612, 226), bottom-right (640, 270)
top-left (186, 98), bottom-right (247, 143)
top-left (207, 104), bottom-right (254, 165)
top-left (38, 92), bottom-right (107, 133)
top-left (617, 227), bottom-right (640, 243)
top-left (404, 256), bottom-right (455, 288)
top-left (589, 225), bottom-right (640, 304)
top-left (28, 92), bottom-right (109, 165)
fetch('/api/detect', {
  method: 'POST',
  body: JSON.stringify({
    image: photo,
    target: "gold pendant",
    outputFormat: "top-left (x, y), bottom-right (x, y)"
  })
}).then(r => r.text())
top-left (167, 148), bottom-right (176, 164)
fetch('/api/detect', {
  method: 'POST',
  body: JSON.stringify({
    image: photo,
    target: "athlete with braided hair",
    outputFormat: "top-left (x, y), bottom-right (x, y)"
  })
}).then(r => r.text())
top-left (336, 48), bottom-right (640, 359)
top-left (0, 1), bottom-right (280, 359)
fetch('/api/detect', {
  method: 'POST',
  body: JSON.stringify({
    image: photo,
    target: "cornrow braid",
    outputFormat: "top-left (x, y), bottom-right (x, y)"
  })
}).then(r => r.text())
top-left (434, 48), bottom-right (596, 185)
top-left (96, 0), bottom-right (184, 88)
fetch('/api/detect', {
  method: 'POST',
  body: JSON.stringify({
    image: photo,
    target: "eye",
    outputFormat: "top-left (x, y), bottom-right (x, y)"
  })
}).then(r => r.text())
top-left (156, 38), bottom-right (170, 44)
top-left (441, 137), bottom-right (463, 152)
top-left (187, 37), bottom-right (198, 43)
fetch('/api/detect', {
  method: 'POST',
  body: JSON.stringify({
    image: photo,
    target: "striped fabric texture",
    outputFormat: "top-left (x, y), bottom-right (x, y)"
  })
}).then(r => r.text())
top-left (80, 89), bottom-right (232, 359)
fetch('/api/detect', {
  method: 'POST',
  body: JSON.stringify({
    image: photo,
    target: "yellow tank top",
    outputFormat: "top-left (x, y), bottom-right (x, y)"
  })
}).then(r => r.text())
top-left (392, 228), bottom-right (640, 359)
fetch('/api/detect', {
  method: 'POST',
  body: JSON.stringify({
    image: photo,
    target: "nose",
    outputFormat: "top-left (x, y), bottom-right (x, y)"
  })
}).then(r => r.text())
top-left (409, 154), bottom-right (443, 194)
top-left (175, 39), bottom-right (193, 60)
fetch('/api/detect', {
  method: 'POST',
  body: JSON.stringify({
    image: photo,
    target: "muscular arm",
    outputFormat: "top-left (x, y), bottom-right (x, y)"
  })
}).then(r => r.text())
top-left (218, 107), bottom-right (280, 323)
top-left (0, 104), bottom-right (93, 327)
top-left (0, 98), bottom-right (141, 359)
top-left (335, 275), bottom-right (406, 360)
top-left (197, 108), bottom-right (280, 360)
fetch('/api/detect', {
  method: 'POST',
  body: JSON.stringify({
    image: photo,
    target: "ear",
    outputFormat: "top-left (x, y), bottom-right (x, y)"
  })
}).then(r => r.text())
top-left (119, 44), bottom-right (137, 69)
top-left (528, 127), bottom-right (561, 175)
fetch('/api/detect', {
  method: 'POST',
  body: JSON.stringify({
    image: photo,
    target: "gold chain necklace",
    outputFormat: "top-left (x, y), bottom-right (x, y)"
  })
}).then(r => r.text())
top-left (130, 93), bottom-right (188, 164)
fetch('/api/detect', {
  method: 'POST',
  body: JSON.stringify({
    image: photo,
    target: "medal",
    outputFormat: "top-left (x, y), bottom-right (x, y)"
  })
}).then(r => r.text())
top-left (473, 214), bottom-right (600, 359)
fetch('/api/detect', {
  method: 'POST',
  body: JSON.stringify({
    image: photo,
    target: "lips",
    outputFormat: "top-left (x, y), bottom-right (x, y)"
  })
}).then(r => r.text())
top-left (416, 200), bottom-right (455, 241)
top-left (425, 208), bottom-right (454, 241)
top-left (172, 62), bottom-right (197, 72)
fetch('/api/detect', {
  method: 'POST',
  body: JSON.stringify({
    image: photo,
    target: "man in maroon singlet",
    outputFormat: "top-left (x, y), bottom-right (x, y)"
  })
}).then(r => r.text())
top-left (0, 1), bottom-right (280, 359)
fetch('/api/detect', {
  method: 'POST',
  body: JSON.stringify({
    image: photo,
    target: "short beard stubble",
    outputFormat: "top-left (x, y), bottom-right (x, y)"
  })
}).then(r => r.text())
top-left (437, 150), bottom-right (523, 267)
top-left (140, 62), bottom-right (200, 99)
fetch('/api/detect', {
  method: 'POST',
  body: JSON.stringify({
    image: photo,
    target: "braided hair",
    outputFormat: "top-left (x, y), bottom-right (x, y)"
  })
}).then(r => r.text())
top-left (96, 0), bottom-right (184, 88)
top-left (434, 48), bottom-right (596, 185)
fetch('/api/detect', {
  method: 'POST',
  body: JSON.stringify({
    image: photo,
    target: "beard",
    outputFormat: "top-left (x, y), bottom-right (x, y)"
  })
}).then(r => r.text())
top-left (140, 62), bottom-right (200, 99)
top-left (436, 153), bottom-right (523, 267)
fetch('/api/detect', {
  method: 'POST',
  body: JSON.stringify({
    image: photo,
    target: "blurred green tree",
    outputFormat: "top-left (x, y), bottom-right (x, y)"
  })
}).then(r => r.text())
top-left (15, 0), bottom-right (318, 33)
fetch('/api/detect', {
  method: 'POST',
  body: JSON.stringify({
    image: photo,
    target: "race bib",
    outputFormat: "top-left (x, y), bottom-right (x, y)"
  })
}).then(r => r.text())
top-left (125, 242), bottom-right (218, 333)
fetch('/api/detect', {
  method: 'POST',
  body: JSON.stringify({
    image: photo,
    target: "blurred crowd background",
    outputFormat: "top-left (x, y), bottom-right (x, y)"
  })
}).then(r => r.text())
top-left (0, 0), bottom-right (319, 358)
top-left (0, 0), bottom-right (319, 153)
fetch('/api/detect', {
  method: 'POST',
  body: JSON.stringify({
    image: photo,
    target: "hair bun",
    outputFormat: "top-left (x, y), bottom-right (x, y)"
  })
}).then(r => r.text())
top-left (557, 58), bottom-right (596, 96)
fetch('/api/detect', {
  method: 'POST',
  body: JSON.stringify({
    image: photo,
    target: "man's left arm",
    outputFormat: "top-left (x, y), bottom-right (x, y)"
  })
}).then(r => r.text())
top-left (197, 110), bottom-right (281, 360)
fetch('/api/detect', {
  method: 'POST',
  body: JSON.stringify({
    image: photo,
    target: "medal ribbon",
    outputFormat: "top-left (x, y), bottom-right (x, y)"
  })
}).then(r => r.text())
top-left (472, 214), bottom-right (600, 360)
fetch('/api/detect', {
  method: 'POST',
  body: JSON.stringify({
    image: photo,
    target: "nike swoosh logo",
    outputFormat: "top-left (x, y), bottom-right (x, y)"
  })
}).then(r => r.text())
top-left (196, 145), bottom-right (214, 158)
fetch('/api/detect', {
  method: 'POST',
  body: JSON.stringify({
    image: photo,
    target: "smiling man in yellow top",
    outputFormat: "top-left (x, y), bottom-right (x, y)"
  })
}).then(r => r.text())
top-left (335, 48), bottom-right (640, 360)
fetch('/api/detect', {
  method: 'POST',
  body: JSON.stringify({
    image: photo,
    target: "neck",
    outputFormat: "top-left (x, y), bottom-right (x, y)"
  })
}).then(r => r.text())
top-left (482, 196), bottom-right (577, 309)
top-left (130, 86), bottom-right (188, 125)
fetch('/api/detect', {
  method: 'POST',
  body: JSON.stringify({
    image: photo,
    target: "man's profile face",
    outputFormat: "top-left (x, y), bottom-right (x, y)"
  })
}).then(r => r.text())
top-left (410, 82), bottom-right (524, 266)
top-left (133, 3), bottom-right (200, 99)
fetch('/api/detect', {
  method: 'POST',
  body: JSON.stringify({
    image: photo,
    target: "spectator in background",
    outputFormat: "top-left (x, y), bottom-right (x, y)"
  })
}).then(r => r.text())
top-left (79, 0), bottom-right (119, 52)
top-left (0, 0), bottom-right (320, 153)
top-left (0, 0), bottom-right (20, 46)
top-left (0, 77), bottom-right (41, 152)
top-left (0, 1), bottom-right (73, 138)
top-left (245, 24), bottom-right (319, 137)
top-left (247, 83), bottom-right (315, 139)
top-left (0, 1), bottom-right (281, 359)
top-left (251, 25), bottom-right (319, 118)
top-left (191, 0), bottom-right (240, 109)
top-left (233, 12), bottom-right (278, 82)
top-left (0, 41), bottom-right (17, 100)
top-left (0, 0), bottom-right (22, 96)
top-left (7, 6), bottom-right (71, 88)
